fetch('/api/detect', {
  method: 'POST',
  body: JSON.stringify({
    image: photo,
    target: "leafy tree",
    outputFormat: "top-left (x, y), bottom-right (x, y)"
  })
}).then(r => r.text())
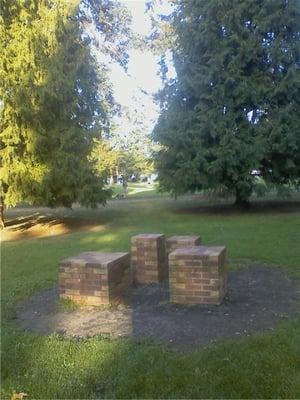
top-left (96, 102), bottom-right (156, 180)
top-left (90, 137), bottom-right (154, 182)
top-left (113, 126), bottom-right (154, 179)
top-left (117, 149), bottom-right (154, 179)
top-left (90, 139), bottom-right (119, 182)
top-left (153, 0), bottom-right (300, 206)
top-left (0, 0), bottom-right (131, 227)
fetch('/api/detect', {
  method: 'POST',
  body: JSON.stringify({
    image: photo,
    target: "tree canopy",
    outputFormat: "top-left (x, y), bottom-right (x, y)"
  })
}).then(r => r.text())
top-left (153, 0), bottom-right (300, 205)
top-left (0, 0), bottom-right (131, 227)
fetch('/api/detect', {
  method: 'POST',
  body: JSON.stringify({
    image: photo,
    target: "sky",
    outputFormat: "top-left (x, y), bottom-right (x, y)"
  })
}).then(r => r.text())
top-left (110, 0), bottom-right (175, 137)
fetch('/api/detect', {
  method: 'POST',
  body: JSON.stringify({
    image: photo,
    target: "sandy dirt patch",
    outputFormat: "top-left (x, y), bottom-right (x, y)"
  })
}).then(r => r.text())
top-left (15, 265), bottom-right (299, 350)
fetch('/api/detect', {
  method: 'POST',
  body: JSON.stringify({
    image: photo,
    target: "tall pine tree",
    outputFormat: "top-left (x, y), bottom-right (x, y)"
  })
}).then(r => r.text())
top-left (0, 0), bottom-right (131, 227)
top-left (154, 0), bottom-right (300, 206)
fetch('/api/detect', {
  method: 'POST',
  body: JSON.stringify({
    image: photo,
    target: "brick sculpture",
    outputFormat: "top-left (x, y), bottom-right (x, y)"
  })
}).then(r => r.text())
top-left (59, 252), bottom-right (131, 306)
top-left (169, 246), bottom-right (227, 305)
top-left (166, 235), bottom-right (201, 261)
top-left (131, 234), bottom-right (167, 284)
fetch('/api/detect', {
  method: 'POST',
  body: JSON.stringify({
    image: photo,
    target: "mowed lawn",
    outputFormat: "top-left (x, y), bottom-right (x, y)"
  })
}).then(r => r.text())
top-left (2, 192), bottom-right (300, 399)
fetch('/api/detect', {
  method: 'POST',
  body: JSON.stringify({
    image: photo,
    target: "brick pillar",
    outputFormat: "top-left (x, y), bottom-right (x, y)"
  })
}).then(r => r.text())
top-left (166, 235), bottom-right (201, 261)
top-left (169, 246), bottom-right (227, 305)
top-left (131, 234), bottom-right (167, 284)
top-left (59, 252), bottom-right (131, 306)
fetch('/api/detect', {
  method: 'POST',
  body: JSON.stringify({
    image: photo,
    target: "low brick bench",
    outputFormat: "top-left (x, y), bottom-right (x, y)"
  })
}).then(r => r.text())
top-left (166, 235), bottom-right (201, 260)
top-left (169, 246), bottom-right (227, 305)
top-left (59, 252), bottom-right (131, 306)
top-left (131, 234), bottom-right (167, 284)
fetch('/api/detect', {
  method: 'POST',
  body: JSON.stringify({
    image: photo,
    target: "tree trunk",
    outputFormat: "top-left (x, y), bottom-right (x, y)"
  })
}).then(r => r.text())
top-left (234, 189), bottom-right (250, 209)
top-left (0, 196), bottom-right (5, 230)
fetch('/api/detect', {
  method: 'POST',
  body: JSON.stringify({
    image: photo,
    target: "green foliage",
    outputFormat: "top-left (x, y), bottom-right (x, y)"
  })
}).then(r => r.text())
top-left (90, 138), bottom-right (154, 181)
top-left (253, 177), bottom-right (269, 198)
top-left (80, 0), bottom-right (132, 69)
top-left (91, 104), bottom-right (156, 180)
top-left (0, 0), bottom-right (131, 216)
top-left (117, 149), bottom-right (154, 178)
top-left (58, 297), bottom-right (80, 311)
top-left (154, 0), bottom-right (300, 205)
top-left (90, 139), bottom-right (119, 180)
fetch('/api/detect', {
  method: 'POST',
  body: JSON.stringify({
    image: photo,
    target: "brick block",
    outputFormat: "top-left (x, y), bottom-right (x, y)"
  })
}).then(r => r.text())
top-left (169, 246), bottom-right (227, 305)
top-left (166, 235), bottom-right (201, 261)
top-left (131, 234), bottom-right (167, 284)
top-left (59, 252), bottom-right (131, 306)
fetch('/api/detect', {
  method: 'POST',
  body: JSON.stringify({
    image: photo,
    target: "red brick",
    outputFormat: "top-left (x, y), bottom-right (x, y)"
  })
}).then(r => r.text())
top-left (169, 246), bottom-right (227, 305)
top-left (131, 234), bottom-right (167, 284)
top-left (59, 252), bottom-right (131, 306)
top-left (203, 284), bottom-right (219, 291)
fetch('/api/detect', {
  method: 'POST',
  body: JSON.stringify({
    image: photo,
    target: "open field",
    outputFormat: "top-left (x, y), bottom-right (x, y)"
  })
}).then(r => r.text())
top-left (1, 192), bottom-right (300, 399)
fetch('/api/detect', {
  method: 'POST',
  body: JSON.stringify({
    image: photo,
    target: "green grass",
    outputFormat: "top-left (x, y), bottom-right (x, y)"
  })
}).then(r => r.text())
top-left (2, 195), bottom-right (300, 399)
top-left (58, 297), bottom-right (80, 311)
top-left (110, 182), bottom-right (165, 199)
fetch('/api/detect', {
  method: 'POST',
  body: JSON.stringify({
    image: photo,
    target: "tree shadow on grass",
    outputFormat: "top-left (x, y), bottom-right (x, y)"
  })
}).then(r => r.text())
top-left (175, 199), bottom-right (300, 216)
top-left (4, 314), bottom-right (300, 399)
top-left (2, 213), bottom-right (107, 242)
top-left (4, 213), bottom-right (41, 228)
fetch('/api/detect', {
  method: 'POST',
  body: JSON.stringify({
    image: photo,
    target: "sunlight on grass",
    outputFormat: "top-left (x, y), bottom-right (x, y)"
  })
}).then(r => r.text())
top-left (58, 297), bottom-right (80, 311)
top-left (2, 195), bottom-right (300, 399)
top-left (79, 232), bottom-right (121, 246)
top-left (110, 182), bottom-right (162, 199)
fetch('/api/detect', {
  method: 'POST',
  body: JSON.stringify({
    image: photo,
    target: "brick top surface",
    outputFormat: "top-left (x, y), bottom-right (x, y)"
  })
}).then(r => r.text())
top-left (131, 233), bottom-right (164, 241)
top-left (169, 246), bottom-right (225, 258)
top-left (60, 252), bottom-right (129, 268)
top-left (167, 235), bottom-right (200, 243)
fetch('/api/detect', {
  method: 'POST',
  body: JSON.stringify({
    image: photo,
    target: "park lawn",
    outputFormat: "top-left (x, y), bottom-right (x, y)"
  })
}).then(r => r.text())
top-left (1, 195), bottom-right (300, 399)
top-left (111, 182), bottom-right (162, 198)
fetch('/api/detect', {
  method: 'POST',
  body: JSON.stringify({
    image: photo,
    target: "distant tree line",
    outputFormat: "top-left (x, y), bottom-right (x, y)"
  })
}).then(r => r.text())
top-left (90, 138), bottom-right (154, 183)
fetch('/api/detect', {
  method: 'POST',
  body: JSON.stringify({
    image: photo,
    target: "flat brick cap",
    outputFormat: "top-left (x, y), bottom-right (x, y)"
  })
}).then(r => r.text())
top-left (60, 251), bottom-right (129, 268)
top-left (131, 233), bottom-right (164, 242)
top-left (169, 245), bottom-right (226, 260)
top-left (167, 235), bottom-right (201, 243)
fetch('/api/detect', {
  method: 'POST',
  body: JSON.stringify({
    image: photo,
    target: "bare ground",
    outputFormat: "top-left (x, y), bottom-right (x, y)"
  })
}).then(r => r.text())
top-left (15, 265), bottom-right (300, 350)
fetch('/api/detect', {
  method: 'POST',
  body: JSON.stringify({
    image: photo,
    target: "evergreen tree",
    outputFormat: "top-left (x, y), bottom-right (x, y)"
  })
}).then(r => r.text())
top-left (153, 0), bottom-right (300, 206)
top-left (0, 0), bottom-right (131, 227)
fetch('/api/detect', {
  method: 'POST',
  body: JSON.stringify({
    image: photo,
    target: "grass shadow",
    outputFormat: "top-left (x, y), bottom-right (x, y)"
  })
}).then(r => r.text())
top-left (175, 199), bottom-right (300, 216)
